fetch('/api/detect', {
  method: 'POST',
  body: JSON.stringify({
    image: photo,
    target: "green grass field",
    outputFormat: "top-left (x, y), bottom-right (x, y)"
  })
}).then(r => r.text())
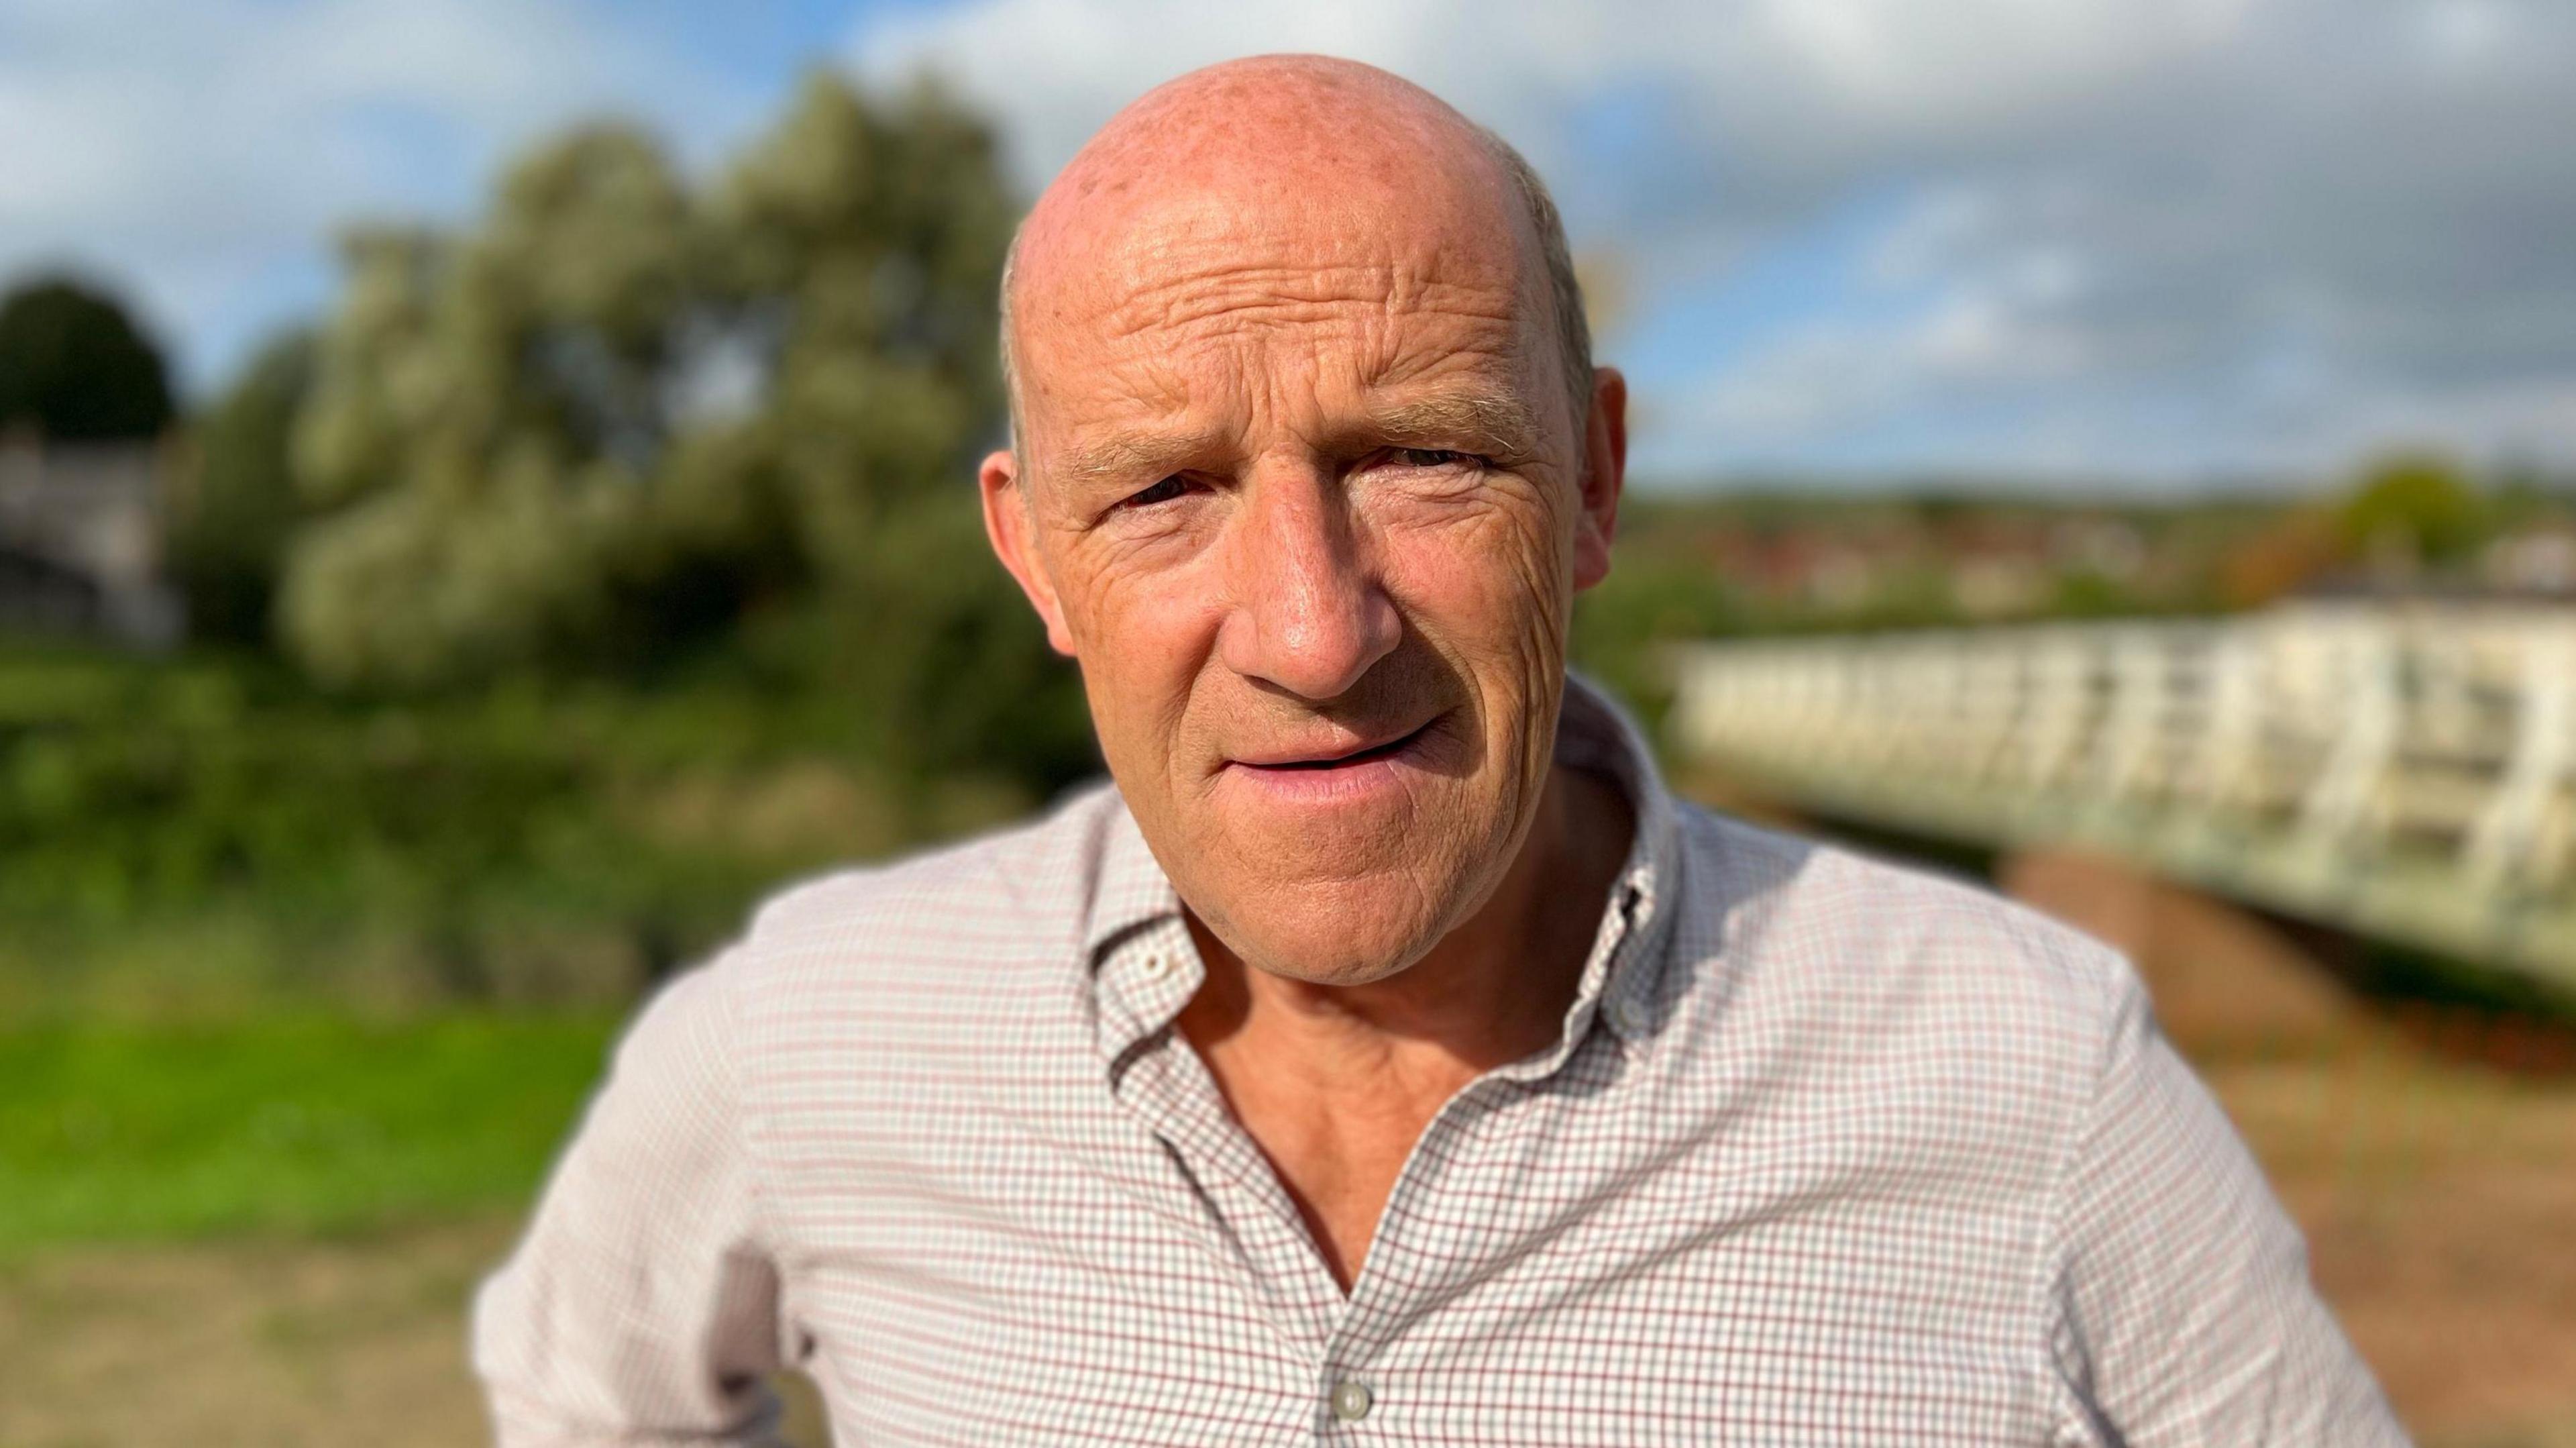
top-left (0, 1013), bottom-right (615, 1256)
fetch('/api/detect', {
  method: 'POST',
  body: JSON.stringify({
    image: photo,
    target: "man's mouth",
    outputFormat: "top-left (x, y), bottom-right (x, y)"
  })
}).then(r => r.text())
top-left (1230, 716), bottom-right (1440, 772)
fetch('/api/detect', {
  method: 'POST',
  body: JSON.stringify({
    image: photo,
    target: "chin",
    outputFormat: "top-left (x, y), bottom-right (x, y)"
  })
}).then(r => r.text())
top-left (1193, 868), bottom-right (1473, 986)
top-left (1124, 704), bottom-right (1548, 986)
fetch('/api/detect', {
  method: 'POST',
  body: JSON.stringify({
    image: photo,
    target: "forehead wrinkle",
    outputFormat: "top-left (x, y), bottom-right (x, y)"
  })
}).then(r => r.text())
top-left (998, 56), bottom-right (1595, 445)
top-left (1102, 260), bottom-right (1518, 349)
top-left (1030, 285), bottom-right (1547, 489)
top-left (1070, 258), bottom-right (1532, 421)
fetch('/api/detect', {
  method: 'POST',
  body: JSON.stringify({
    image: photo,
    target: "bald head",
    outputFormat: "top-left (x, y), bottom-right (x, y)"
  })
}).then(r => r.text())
top-left (998, 55), bottom-right (1591, 444)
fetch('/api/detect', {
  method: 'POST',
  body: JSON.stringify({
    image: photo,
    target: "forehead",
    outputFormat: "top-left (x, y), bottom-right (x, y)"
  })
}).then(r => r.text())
top-left (1012, 162), bottom-right (1549, 435)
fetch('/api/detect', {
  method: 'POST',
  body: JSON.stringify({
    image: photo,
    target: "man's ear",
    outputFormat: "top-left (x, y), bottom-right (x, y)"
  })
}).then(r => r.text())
top-left (1571, 366), bottom-right (1627, 592)
top-left (979, 450), bottom-right (1079, 656)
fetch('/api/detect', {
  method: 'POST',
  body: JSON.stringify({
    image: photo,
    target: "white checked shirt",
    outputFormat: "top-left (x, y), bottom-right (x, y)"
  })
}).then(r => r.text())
top-left (474, 678), bottom-right (2405, 1446)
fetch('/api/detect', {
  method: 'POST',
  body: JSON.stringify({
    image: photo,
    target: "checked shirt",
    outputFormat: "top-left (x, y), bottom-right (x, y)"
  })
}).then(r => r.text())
top-left (474, 678), bottom-right (2403, 1446)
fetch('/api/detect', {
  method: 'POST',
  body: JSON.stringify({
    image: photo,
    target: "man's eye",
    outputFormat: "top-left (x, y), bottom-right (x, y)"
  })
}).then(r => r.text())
top-left (1391, 448), bottom-right (1477, 469)
top-left (1121, 476), bottom-right (1192, 509)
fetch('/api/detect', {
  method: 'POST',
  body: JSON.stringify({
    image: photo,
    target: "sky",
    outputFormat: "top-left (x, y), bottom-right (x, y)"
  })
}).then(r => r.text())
top-left (3, 0), bottom-right (2572, 489)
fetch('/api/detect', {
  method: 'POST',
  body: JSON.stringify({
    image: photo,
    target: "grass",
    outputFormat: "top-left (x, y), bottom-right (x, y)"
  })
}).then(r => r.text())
top-left (0, 1012), bottom-right (616, 1256)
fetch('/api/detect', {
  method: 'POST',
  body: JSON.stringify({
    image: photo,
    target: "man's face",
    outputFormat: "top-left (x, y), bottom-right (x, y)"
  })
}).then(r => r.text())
top-left (986, 154), bottom-right (1620, 985)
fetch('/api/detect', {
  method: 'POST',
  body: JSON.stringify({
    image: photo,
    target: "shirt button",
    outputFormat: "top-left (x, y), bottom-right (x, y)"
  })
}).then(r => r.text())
top-left (1610, 997), bottom-right (1646, 1033)
top-left (1138, 951), bottom-right (1171, 980)
top-left (1330, 1379), bottom-right (1373, 1423)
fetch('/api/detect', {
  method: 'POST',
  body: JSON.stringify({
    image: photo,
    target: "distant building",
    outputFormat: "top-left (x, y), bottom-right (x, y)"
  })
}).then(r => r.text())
top-left (0, 435), bottom-right (183, 646)
top-left (2483, 524), bottom-right (2576, 597)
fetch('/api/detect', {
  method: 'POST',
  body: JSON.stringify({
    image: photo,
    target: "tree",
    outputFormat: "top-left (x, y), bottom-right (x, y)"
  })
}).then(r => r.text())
top-left (168, 331), bottom-right (317, 645)
top-left (280, 127), bottom-right (694, 684)
top-left (0, 276), bottom-right (176, 442)
top-left (276, 72), bottom-right (1093, 790)
top-left (2337, 452), bottom-right (2489, 572)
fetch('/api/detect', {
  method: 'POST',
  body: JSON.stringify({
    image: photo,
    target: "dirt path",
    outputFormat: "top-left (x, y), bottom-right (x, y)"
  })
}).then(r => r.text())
top-left (0, 1217), bottom-right (822, 1448)
top-left (0, 1218), bottom-right (512, 1447)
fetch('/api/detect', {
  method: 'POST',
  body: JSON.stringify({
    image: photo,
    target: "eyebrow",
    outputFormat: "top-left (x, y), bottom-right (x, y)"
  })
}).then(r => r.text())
top-left (1050, 429), bottom-right (1224, 490)
top-left (1043, 384), bottom-right (1546, 493)
top-left (1362, 387), bottom-right (1542, 460)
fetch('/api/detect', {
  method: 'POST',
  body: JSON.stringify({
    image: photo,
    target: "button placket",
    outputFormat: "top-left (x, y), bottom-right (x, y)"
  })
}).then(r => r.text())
top-left (1109, 925), bottom-right (1353, 1354)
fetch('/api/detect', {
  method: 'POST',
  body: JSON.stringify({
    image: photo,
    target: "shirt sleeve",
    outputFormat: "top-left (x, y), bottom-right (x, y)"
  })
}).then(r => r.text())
top-left (2045, 967), bottom-right (2412, 1446)
top-left (472, 954), bottom-right (791, 1447)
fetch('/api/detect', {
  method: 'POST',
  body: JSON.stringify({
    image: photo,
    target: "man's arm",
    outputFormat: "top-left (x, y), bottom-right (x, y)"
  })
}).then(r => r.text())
top-left (473, 955), bottom-right (790, 1447)
top-left (2047, 967), bottom-right (2409, 1445)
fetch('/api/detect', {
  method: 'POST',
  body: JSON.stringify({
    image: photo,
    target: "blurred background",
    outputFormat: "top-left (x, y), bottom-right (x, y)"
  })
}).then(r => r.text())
top-left (2, 2), bottom-right (2572, 1443)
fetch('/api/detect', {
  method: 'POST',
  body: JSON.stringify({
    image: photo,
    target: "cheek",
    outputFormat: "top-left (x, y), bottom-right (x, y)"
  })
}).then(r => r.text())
top-left (1376, 499), bottom-right (1574, 813)
top-left (1379, 499), bottom-right (1572, 675)
top-left (1058, 550), bottom-right (1225, 758)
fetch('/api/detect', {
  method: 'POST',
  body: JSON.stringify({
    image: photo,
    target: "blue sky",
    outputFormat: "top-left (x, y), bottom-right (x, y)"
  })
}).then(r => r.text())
top-left (5, 0), bottom-right (2572, 489)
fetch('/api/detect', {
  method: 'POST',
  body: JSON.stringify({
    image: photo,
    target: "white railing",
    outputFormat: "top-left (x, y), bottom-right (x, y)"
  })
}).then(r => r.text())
top-left (1670, 599), bottom-right (2576, 988)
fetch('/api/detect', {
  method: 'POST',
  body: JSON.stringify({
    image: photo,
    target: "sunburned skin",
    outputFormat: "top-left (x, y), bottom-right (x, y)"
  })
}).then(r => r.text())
top-left (979, 54), bottom-right (1632, 1289)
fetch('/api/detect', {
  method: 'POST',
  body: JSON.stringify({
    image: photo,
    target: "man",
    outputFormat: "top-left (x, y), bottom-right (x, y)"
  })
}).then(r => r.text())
top-left (476, 56), bottom-right (2404, 1445)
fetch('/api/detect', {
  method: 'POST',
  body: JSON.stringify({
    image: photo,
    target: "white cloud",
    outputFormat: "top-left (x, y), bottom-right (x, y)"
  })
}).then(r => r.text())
top-left (0, 0), bottom-right (742, 389)
top-left (9, 0), bottom-right (2571, 480)
top-left (845, 0), bottom-right (2254, 185)
top-left (847, 0), bottom-right (2576, 483)
top-left (847, 0), bottom-right (1609, 213)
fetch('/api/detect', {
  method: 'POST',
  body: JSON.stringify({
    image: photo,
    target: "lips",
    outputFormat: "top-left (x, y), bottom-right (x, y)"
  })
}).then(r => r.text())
top-left (1228, 716), bottom-right (1438, 771)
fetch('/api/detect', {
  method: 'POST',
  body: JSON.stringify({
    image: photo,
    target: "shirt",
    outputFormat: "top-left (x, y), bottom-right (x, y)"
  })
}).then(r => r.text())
top-left (472, 675), bottom-right (2406, 1447)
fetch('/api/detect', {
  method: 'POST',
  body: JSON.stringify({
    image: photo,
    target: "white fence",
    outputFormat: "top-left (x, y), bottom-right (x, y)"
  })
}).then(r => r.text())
top-left (1670, 599), bottom-right (2576, 989)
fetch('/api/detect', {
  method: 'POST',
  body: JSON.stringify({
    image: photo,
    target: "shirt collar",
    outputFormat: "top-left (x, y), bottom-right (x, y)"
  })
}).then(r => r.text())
top-left (1081, 670), bottom-right (1686, 1068)
top-left (1083, 800), bottom-right (1184, 966)
top-left (1546, 669), bottom-right (1686, 1054)
top-left (1556, 670), bottom-right (1679, 1041)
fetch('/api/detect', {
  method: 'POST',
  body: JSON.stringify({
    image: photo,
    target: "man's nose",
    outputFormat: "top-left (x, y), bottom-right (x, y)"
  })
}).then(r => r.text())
top-left (1217, 465), bottom-right (1401, 701)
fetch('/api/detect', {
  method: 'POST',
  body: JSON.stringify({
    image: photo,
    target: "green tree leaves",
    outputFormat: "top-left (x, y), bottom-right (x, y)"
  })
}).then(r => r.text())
top-left (260, 72), bottom-right (1091, 794)
top-left (0, 278), bottom-right (174, 444)
top-left (277, 74), bottom-right (1020, 692)
top-left (168, 332), bottom-right (317, 645)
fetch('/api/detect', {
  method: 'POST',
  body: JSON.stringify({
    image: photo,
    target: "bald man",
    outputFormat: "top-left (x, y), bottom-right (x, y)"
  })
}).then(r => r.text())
top-left (475, 58), bottom-right (2402, 1446)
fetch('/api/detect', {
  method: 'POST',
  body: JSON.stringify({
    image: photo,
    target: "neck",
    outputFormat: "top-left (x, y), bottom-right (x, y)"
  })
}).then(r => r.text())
top-left (1172, 758), bottom-right (1636, 1292)
top-left (1177, 760), bottom-right (1635, 1096)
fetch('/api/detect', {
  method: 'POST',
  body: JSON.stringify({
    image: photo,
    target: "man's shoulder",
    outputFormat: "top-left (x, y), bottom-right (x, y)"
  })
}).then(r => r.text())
top-left (1671, 801), bottom-right (2141, 1051)
top-left (711, 778), bottom-right (1126, 1002)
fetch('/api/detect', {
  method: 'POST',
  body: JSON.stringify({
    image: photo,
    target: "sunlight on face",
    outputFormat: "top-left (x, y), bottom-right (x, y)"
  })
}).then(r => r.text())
top-left (988, 149), bottom-right (1611, 984)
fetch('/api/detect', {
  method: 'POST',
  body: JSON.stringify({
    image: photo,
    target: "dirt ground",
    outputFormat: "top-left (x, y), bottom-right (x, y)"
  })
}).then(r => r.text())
top-left (4, 856), bottom-right (2572, 1445)
top-left (2004, 848), bottom-right (2576, 1447)
top-left (0, 1217), bottom-right (826, 1447)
